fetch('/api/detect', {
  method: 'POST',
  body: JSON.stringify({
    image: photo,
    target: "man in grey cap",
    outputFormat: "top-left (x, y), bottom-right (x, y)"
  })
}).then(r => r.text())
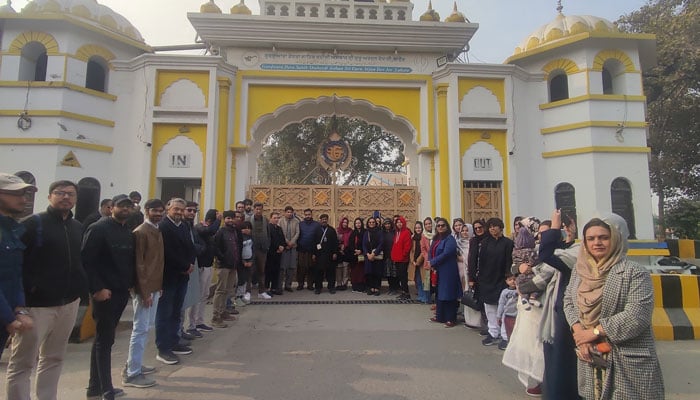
top-left (0, 173), bottom-right (37, 360)
top-left (7, 179), bottom-right (89, 400)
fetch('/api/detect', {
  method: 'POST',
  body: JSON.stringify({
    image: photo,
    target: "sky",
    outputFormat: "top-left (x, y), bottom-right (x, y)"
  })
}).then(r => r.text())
top-left (11, 0), bottom-right (650, 63)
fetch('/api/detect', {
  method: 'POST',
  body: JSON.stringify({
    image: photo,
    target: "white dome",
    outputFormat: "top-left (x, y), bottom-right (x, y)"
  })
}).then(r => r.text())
top-left (21, 0), bottom-right (145, 43)
top-left (514, 14), bottom-right (618, 55)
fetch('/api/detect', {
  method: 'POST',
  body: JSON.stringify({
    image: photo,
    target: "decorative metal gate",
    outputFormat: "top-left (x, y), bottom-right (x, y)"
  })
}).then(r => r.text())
top-left (248, 185), bottom-right (419, 223)
top-left (462, 181), bottom-right (502, 223)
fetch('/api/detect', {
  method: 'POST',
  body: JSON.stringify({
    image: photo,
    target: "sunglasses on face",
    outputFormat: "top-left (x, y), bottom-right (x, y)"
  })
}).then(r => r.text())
top-left (436, 224), bottom-right (447, 228)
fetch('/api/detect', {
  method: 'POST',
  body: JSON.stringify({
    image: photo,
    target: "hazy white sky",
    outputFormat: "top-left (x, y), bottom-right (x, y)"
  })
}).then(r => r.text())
top-left (11, 0), bottom-right (648, 62)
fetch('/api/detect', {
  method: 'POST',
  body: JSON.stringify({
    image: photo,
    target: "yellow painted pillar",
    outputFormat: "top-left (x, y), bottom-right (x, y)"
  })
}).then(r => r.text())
top-left (216, 77), bottom-right (231, 210)
top-left (229, 150), bottom-right (238, 209)
top-left (435, 84), bottom-right (450, 217)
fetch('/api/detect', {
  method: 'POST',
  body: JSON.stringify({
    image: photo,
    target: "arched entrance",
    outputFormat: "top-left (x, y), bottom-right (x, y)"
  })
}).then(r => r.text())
top-left (244, 96), bottom-right (420, 222)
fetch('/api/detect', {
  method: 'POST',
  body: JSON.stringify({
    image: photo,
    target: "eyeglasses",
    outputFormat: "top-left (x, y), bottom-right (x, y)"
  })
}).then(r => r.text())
top-left (474, 226), bottom-right (484, 230)
top-left (52, 190), bottom-right (76, 198)
top-left (185, 208), bottom-right (198, 212)
top-left (436, 224), bottom-right (447, 228)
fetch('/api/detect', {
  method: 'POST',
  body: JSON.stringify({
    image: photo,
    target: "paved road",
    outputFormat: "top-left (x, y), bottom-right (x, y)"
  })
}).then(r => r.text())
top-left (1, 289), bottom-right (698, 399)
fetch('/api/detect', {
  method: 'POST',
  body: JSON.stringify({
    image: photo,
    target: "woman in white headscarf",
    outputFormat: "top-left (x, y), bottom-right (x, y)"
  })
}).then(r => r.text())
top-left (563, 214), bottom-right (664, 400)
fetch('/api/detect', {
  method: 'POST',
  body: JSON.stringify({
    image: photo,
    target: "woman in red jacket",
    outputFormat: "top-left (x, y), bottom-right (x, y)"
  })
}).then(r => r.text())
top-left (391, 216), bottom-right (413, 300)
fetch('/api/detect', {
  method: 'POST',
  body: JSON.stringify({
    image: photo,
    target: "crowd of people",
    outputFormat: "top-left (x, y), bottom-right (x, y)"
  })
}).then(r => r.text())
top-left (0, 173), bottom-right (664, 400)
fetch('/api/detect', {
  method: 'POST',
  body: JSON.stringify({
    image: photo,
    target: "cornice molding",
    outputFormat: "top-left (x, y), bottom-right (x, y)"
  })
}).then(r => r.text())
top-left (187, 13), bottom-right (477, 54)
top-left (433, 63), bottom-right (542, 82)
top-left (112, 54), bottom-right (238, 76)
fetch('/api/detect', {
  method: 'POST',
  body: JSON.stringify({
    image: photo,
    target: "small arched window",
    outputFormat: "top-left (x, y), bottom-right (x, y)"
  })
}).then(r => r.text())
top-left (326, 7), bottom-right (334, 18)
top-left (85, 56), bottom-right (107, 92)
top-left (356, 9), bottom-right (364, 19)
top-left (369, 9), bottom-right (378, 20)
top-left (549, 72), bottom-right (569, 102)
top-left (602, 59), bottom-right (625, 95)
top-left (310, 7), bottom-right (319, 17)
top-left (384, 9), bottom-right (393, 20)
top-left (19, 42), bottom-right (48, 81)
top-left (611, 178), bottom-right (636, 239)
top-left (602, 67), bottom-right (613, 94)
top-left (280, 5), bottom-right (289, 16)
top-left (296, 6), bottom-right (305, 17)
top-left (339, 8), bottom-right (348, 18)
top-left (398, 10), bottom-right (406, 21)
top-left (266, 5), bottom-right (275, 15)
top-left (555, 182), bottom-right (577, 233)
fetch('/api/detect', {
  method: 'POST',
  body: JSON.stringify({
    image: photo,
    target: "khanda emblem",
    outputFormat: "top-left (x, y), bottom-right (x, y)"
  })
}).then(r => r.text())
top-left (318, 131), bottom-right (352, 171)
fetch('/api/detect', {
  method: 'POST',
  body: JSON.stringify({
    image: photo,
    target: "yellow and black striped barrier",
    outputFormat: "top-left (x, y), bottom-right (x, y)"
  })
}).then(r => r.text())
top-left (651, 274), bottom-right (700, 340)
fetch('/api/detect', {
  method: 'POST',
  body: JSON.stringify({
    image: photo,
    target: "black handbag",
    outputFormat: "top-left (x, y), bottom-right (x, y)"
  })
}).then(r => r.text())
top-left (461, 287), bottom-right (481, 310)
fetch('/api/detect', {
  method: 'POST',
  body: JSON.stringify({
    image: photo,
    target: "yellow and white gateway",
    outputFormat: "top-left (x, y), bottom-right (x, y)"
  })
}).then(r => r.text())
top-left (0, 0), bottom-right (656, 238)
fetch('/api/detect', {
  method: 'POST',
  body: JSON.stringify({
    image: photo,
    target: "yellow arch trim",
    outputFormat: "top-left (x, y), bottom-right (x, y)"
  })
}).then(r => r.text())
top-left (149, 124), bottom-right (208, 199)
top-left (542, 58), bottom-right (580, 80)
top-left (592, 49), bottom-right (637, 72)
top-left (457, 78), bottom-right (505, 114)
top-left (156, 71), bottom-right (210, 107)
top-left (8, 31), bottom-right (59, 55)
top-left (75, 44), bottom-right (115, 64)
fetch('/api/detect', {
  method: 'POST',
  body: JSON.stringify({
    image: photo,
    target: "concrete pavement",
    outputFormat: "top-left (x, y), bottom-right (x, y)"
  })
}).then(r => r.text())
top-left (1, 287), bottom-right (698, 399)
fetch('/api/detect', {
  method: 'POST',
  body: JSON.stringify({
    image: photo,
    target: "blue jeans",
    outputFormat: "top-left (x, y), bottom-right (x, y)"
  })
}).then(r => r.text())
top-left (155, 278), bottom-right (187, 353)
top-left (126, 291), bottom-right (160, 378)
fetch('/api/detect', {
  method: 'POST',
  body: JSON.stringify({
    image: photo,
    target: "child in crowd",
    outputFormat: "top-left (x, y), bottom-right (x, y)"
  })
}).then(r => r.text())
top-left (513, 217), bottom-right (545, 310)
top-left (497, 273), bottom-right (518, 350)
top-left (236, 220), bottom-right (254, 305)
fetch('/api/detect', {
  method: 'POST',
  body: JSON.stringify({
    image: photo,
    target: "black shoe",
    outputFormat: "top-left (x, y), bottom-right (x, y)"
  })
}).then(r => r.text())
top-left (178, 338), bottom-right (192, 347)
top-left (180, 331), bottom-right (196, 341)
top-left (274, 289), bottom-right (284, 295)
top-left (285, 287), bottom-right (293, 292)
top-left (482, 335), bottom-right (498, 346)
top-left (329, 289), bottom-right (336, 294)
top-left (156, 351), bottom-right (180, 365)
top-left (87, 388), bottom-right (124, 399)
top-left (195, 324), bottom-right (214, 332)
top-left (296, 285), bottom-right (304, 291)
top-left (373, 291), bottom-right (380, 296)
top-left (185, 329), bottom-right (203, 338)
top-left (315, 289), bottom-right (321, 295)
top-left (387, 290), bottom-right (397, 296)
top-left (479, 329), bottom-right (490, 336)
top-left (172, 344), bottom-right (193, 355)
top-left (366, 290), bottom-right (374, 296)
top-left (307, 286), bottom-right (315, 291)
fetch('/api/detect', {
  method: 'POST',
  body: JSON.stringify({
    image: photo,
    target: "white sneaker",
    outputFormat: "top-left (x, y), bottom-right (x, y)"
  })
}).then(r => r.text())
top-left (258, 292), bottom-right (272, 299)
top-left (243, 292), bottom-right (251, 304)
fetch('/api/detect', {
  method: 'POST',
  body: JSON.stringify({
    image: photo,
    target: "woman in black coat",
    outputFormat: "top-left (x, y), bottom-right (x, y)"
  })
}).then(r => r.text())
top-left (362, 217), bottom-right (383, 296)
top-left (346, 217), bottom-right (366, 293)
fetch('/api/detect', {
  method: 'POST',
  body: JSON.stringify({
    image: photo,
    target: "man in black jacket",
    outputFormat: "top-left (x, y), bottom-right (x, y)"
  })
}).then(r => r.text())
top-left (155, 198), bottom-right (196, 365)
top-left (211, 210), bottom-right (242, 328)
top-left (82, 194), bottom-right (136, 400)
top-left (313, 214), bottom-right (339, 295)
top-left (7, 180), bottom-right (89, 400)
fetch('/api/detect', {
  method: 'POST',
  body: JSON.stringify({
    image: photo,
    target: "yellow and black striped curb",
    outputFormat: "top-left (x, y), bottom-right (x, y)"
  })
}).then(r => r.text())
top-left (652, 274), bottom-right (700, 340)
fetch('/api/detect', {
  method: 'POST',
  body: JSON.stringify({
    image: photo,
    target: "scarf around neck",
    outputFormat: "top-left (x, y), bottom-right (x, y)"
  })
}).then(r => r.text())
top-left (575, 214), bottom-right (628, 329)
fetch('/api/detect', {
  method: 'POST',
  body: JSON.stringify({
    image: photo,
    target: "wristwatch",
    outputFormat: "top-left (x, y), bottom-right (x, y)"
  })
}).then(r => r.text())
top-left (593, 327), bottom-right (601, 337)
top-left (15, 310), bottom-right (29, 316)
